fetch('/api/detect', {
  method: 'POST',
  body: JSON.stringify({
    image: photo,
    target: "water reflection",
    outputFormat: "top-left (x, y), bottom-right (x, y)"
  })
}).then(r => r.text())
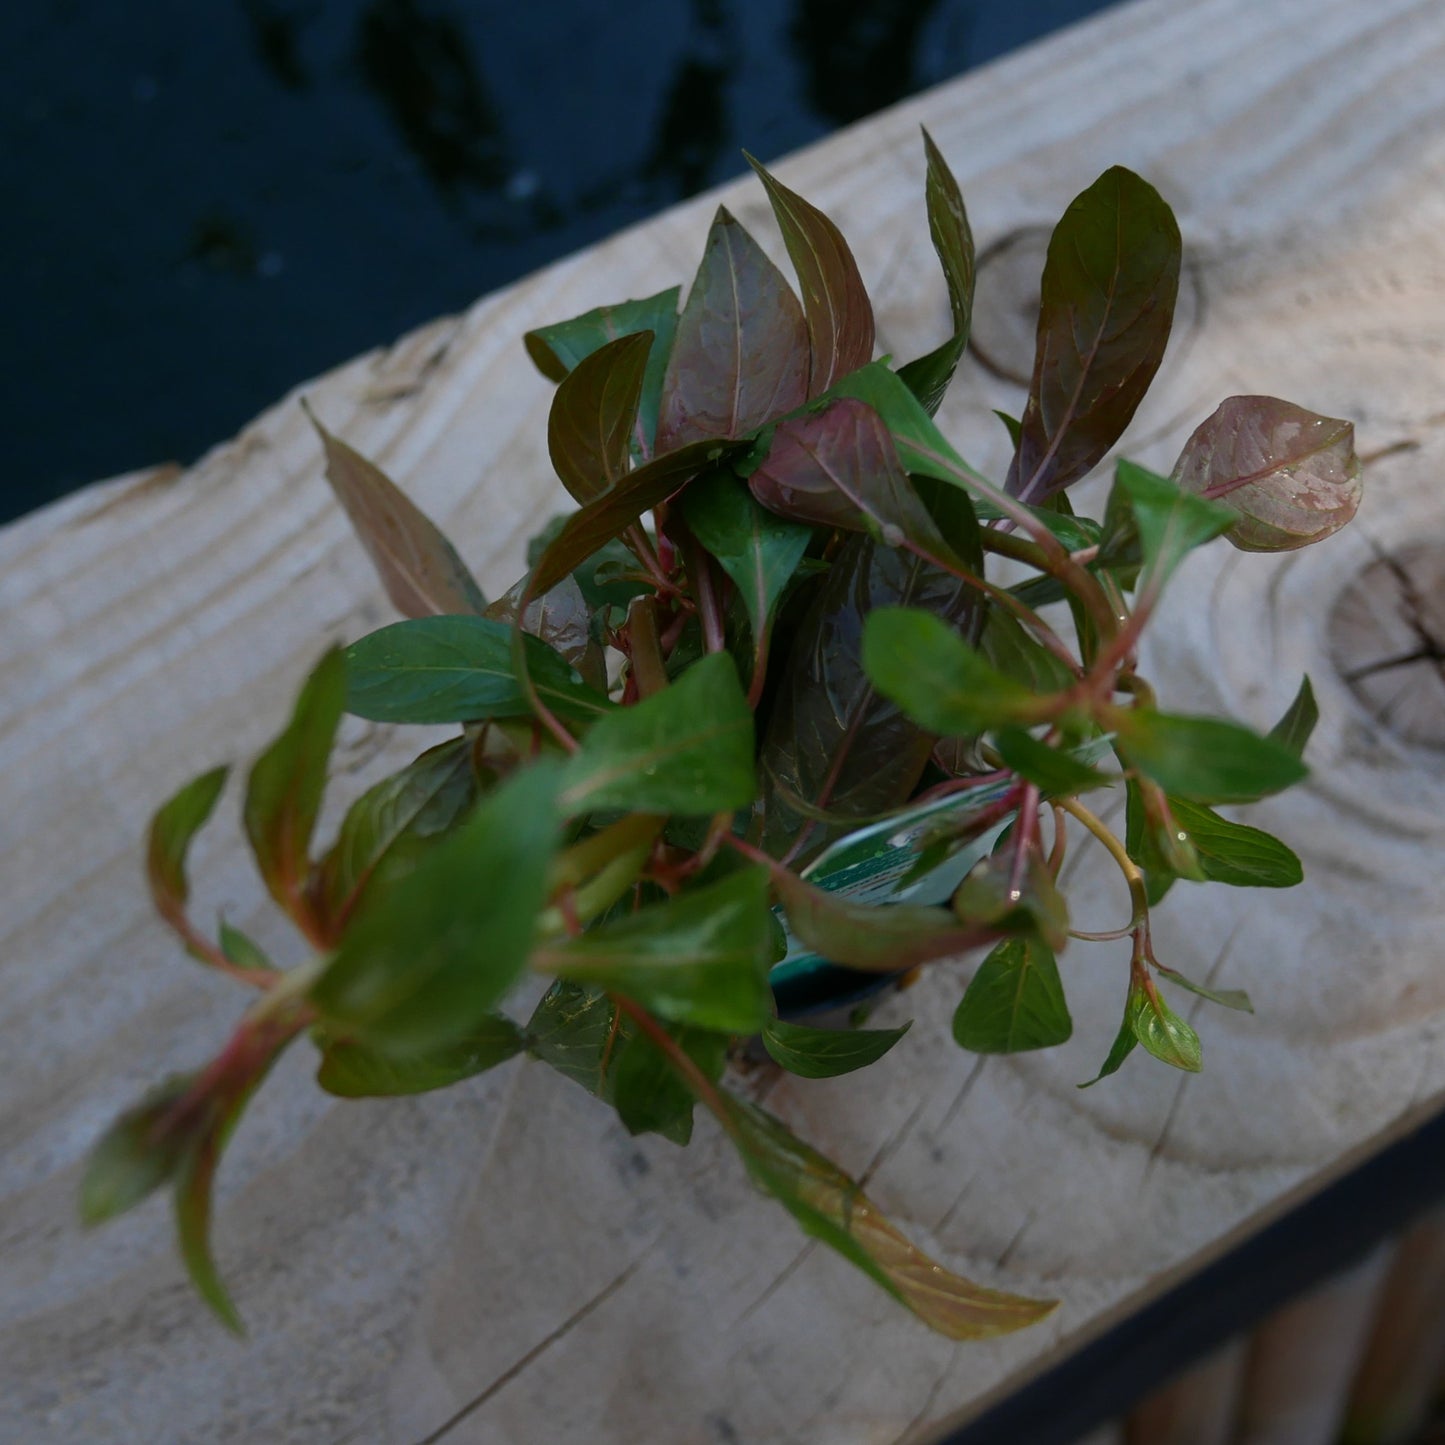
top-left (641, 0), bottom-right (737, 200)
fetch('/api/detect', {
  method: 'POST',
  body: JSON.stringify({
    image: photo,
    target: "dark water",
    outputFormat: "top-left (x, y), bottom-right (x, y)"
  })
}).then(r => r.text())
top-left (1, 0), bottom-right (1117, 523)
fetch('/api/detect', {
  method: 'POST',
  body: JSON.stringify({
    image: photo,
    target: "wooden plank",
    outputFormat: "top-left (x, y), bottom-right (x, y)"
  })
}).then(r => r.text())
top-left (3, 0), bottom-right (1444, 1441)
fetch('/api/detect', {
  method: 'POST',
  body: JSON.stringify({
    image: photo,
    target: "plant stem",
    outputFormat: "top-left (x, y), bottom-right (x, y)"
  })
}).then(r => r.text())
top-left (1055, 795), bottom-right (1149, 929)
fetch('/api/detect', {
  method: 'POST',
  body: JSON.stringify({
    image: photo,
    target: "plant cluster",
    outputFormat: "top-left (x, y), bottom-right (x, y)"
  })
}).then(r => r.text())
top-left (82, 138), bottom-right (1362, 1338)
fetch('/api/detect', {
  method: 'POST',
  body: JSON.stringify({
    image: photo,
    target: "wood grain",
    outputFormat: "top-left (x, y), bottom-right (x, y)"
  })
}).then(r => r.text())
top-left (3, 0), bottom-right (1444, 1441)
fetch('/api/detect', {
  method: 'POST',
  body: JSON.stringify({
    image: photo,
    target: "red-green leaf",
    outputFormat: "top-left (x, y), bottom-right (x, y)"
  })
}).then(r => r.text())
top-left (898, 129), bottom-right (975, 416)
top-left (715, 1093), bottom-right (1057, 1339)
top-left (745, 154), bottom-right (874, 395)
top-left (1007, 167), bottom-right (1181, 503)
top-left (1171, 395), bottom-right (1362, 552)
top-left (656, 207), bottom-right (809, 451)
top-left (146, 766), bottom-right (229, 949)
top-left (244, 649), bottom-right (347, 921)
top-left (485, 572), bottom-right (607, 692)
top-left (546, 330), bottom-right (653, 504)
top-left (306, 410), bottom-right (486, 618)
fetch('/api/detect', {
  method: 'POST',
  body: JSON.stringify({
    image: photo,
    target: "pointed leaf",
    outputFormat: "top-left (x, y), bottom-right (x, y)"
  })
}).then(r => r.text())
top-left (244, 649), bottom-right (347, 917)
top-left (1166, 797), bottom-right (1303, 889)
top-left (1113, 459), bottom-right (1234, 591)
top-left (1171, 396), bottom-right (1362, 551)
top-left (1152, 964), bottom-right (1253, 1014)
top-left (312, 738), bottom-right (477, 933)
top-left (1130, 982), bottom-right (1203, 1072)
top-left (526, 981), bottom-right (625, 1098)
top-left (748, 397), bottom-right (962, 568)
top-left (524, 287), bottom-right (680, 458)
top-left (1007, 166), bottom-right (1182, 503)
top-left (310, 763), bottom-right (562, 1055)
top-left (79, 1075), bottom-right (197, 1226)
top-left (218, 922), bottom-right (275, 972)
top-left (308, 413), bottom-right (486, 617)
top-left (746, 155), bottom-right (874, 395)
top-left (678, 470), bottom-right (813, 641)
top-left (762, 1017), bottom-right (911, 1078)
top-left (952, 854), bottom-right (1070, 953)
top-left (771, 867), bottom-right (992, 972)
top-left (1078, 1004), bottom-right (1139, 1088)
top-left (898, 129), bottom-right (975, 415)
top-left (1115, 709), bottom-right (1308, 804)
top-left (863, 607), bottom-right (1052, 735)
top-left (547, 330), bottom-right (653, 504)
top-left (535, 869), bottom-right (774, 1034)
top-left (612, 1025), bottom-right (729, 1145)
top-left (657, 207), bottom-right (809, 451)
top-left (716, 1093), bottom-right (1058, 1339)
top-left (1269, 675), bottom-right (1318, 758)
top-left (344, 615), bottom-right (612, 726)
top-left (529, 439), bottom-right (728, 596)
top-left (758, 536), bottom-right (981, 855)
top-left (994, 728), bottom-right (1112, 796)
top-left (315, 1016), bottom-right (526, 1096)
top-left (952, 937), bottom-right (1072, 1053)
top-left (147, 766), bottom-right (229, 941)
top-left (558, 651), bottom-right (754, 815)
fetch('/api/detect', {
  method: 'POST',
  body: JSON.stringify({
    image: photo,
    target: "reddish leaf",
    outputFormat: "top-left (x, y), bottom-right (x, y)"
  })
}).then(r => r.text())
top-left (486, 572), bottom-right (607, 692)
top-left (306, 410), bottom-right (486, 618)
top-left (546, 331), bottom-right (654, 504)
top-left (748, 396), bottom-right (958, 564)
top-left (244, 649), bottom-right (346, 923)
top-left (656, 207), bottom-right (809, 451)
top-left (1170, 395), bottom-right (1362, 551)
top-left (146, 766), bottom-right (229, 953)
top-left (1007, 167), bottom-right (1181, 503)
top-left (746, 154), bottom-right (875, 395)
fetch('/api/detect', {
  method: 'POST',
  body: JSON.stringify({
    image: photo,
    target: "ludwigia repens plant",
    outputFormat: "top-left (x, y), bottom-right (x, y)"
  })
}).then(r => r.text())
top-left (82, 139), bottom-right (1363, 1337)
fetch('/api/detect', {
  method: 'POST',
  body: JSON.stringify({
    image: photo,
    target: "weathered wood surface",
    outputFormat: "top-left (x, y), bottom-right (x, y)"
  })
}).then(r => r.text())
top-left (4, 0), bottom-right (1444, 1440)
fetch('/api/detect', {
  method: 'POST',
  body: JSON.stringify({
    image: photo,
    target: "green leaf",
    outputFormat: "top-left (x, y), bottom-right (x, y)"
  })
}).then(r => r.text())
top-left (1078, 1006), bottom-right (1138, 1088)
top-left (897, 128), bottom-right (975, 416)
top-left (528, 438), bottom-right (728, 596)
top-left (525, 981), bottom-right (624, 1098)
top-left (1129, 981), bottom-right (1203, 1072)
top-left (952, 855), bottom-right (1070, 953)
top-left (306, 410), bottom-right (486, 618)
top-left (311, 763), bottom-right (562, 1055)
top-left (863, 607), bottom-right (1051, 735)
top-left (1152, 964), bottom-right (1253, 1014)
top-left (1007, 167), bottom-right (1181, 504)
top-left (535, 869), bottom-right (774, 1034)
top-left (980, 610), bottom-right (1078, 696)
top-left (715, 1093), bottom-right (1058, 1339)
top-left (1269, 675), bottom-right (1318, 758)
top-left (244, 649), bottom-right (347, 917)
top-left (1166, 796), bottom-right (1303, 889)
top-left (657, 207), bottom-right (809, 451)
top-left (761, 1017), bottom-right (910, 1078)
top-left (344, 615), bottom-right (612, 726)
top-left (218, 921), bottom-right (275, 972)
top-left (146, 766), bottom-right (229, 940)
top-left (312, 738), bottom-right (477, 933)
top-left (524, 287), bottom-right (680, 459)
top-left (558, 651), bottom-right (754, 815)
top-left (678, 470), bottom-right (813, 642)
top-left (546, 330), bottom-right (653, 504)
top-left (79, 1075), bottom-right (196, 1226)
top-left (952, 937), bottom-right (1072, 1053)
top-left (1115, 709), bottom-right (1309, 804)
top-left (1113, 459), bottom-right (1234, 591)
top-left (315, 1016), bottom-right (526, 1097)
top-left (993, 728), bottom-right (1112, 796)
top-left (611, 1025), bottom-right (729, 1145)
top-left (745, 154), bottom-right (874, 396)
top-left (1125, 778), bottom-right (1198, 903)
